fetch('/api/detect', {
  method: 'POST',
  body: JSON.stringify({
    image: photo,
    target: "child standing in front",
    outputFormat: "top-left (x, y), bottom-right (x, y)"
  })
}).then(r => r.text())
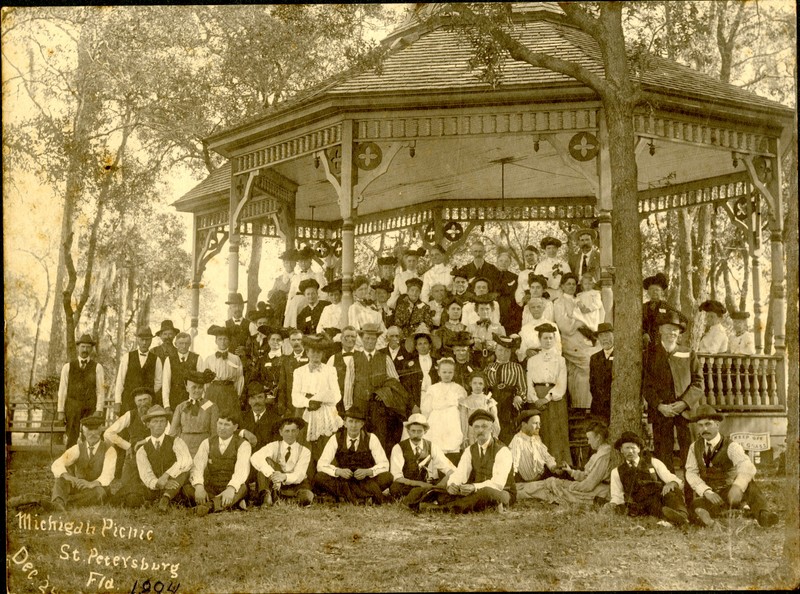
top-left (458, 370), bottom-right (500, 448)
top-left (421, 358), bottom-right (466, 464)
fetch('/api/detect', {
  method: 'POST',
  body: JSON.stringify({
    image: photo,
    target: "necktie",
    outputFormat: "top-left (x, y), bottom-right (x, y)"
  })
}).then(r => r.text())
top-left (180, 356), bottom-right (187, 364)
top-left (80, 360), bottom-right (87, 370)
top-left (216, 351), bottom-right (228, 360)
top-left (348, 439), bottom-right (356, 452)
top-left (254, 413), bottom-right (261, 423)
top-left (704, 442), bottom-right (713, 464)
top-left (414, 444), bottom-right (422, 459)
top-left (367, 353), bottom-right (372, 362)
top-left (285, 445), bottom-right (291, 462)
top-left (582, 254), bottom-right (588, 275)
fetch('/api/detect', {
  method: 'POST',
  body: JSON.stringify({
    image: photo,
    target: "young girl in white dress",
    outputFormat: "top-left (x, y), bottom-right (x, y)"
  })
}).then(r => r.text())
top-left (420, 358), bottom-right (465, 460)
top-left (572, 273), bottom-right (605, 333)
top-left (458, 370), bottom-right (500, 448)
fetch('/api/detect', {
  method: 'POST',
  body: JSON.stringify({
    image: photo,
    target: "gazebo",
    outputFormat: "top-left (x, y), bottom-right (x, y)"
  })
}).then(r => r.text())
top-left (174, 4), bottom-right (792, 441)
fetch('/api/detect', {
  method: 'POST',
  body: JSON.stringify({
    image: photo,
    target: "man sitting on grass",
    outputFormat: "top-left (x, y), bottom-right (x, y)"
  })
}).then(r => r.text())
top-left (511, 409), bottom-right (561, 500)
top-left (314, 406), bottom-right (393, 504)
top-left (186, 412), bottom-right (252, 516)
top-left (114, 405), bottom-right (192, 511)
top-left (50, 414), bottom-right (117, 511)
top-left (604, 431), bottom-right (688, 526)
top-left (250, 416), bottom-right (314, 507)
top-left (685, 405), bottom-right (778, 528)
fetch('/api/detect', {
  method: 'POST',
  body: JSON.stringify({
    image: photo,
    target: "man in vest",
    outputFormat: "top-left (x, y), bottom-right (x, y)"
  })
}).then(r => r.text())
top-left (114, 326), bottom-right (162, 415)
top-left (115, 405), bottom-right (192, 510)
top-left (187, 411), bottom-right (252, 516)
top-left (250, 416), bottom-right (314, 507)
top-left (151, 320), bottom-right (179, 362)
top-left (326, 326), bottom-right (359, 415)
top-left (422, 409), bottom-right (515, 513)
top-left (277, 328), bottom-right (309, 416)
top-left (104, 387), bottom-right (156, 481)
top-left (239, 381), bottom-right (279, 450)
top-left (389, 413), bottom-right (455, 504)
top-left (314, 406), bottom-right (393, 504)
top-left (161, 331), bottom-right (202, 412)
top-left (605, 431), bottom-right (688, 526)
top-left (685, 405), bottom-right (778, 528)
top-left (225, 293), bottom-right (254, 358)
top-left (588, 322), bottom-right (614, 424)
top-left (51, 414), bottom-right (117, 511)
top-left (568, 228), bottom-right (601, 284)
top-left (642, 310), bottom-right (703, 472)
top-left (57, 334), bottom-right (106, 448)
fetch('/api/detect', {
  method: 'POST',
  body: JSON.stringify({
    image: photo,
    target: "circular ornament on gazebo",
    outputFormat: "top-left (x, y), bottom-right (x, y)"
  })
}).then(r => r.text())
top-left (423, 223), bottom-right (436, 243)
top-left (355, 142), bottom-right (382, 170)
top-left (568, 132), bottom-right (599, 162)
top-left (443, 221), bottom-right (464, 242)
top-left (314, 240), bottom-right (331, 258)
top-left (331, 240), bottom-right (343, 258)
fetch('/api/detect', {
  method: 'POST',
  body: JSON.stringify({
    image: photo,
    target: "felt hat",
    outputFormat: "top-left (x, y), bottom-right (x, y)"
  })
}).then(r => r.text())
top-left (524, 244), bottom-right (540, 254)
top-left (446, 331), bottom-right (473, 348)
top-left (75, 334), bottom-right (96, 346)
top-left (405, 247), bottom-right (427, 258)
top-left (246, 380), bottom-right (269, 397)
top-left (403, 413), bottom-right (430, 430)
top-left (614, 431), bottom-right (645, 451)
top-left (136, 326), bottom-right (154, 339)
top-left (643, 273), bottom-right (669, 291)
top-left (298, 278), bottom-right (320, 294)
top-left (344, 406), bottom-right (367, 421)
top-left (296, 246), bottom-right (315, 260)
top-left (540, 236), bottom-right (562, 249)
top-left (535, 322), bottom-right (558, 335)
top-left (322, 279), bottom-right (342, 294)
top-left (518, 409), bottom-right (543, 424)
top-left (656, 309), bottom-right (686, 333)
top-left (493, 333), bottom-right (520, 350)
top-left (186, 369), bottom-right (216, 385)
top-left (352, 275), bottom-right (370, 291)
top-left (691, 404), bottom-right (724, 422)
top-left (450, 267), bottom-right (468, 280)
top-left (405, 277), bottom-right (424, 289)
top-left (377, 255), bottom-right (398, 266)
top-left (226, 293), bottom-right (245, 305)
top-left (730, 311), bottom-right (750, 320)
top-left (142, 405), bottom-right (171, 423)
top-left (302, 333), bottom-right (331, 351)
top-left (468, 409), bottom-right (495, 426)
top-left (207, 324), bottom-right (231, 337)
top-left (278, 416), bottom-right (306, 430)
top-left (699, 300), bottom-right (726, 317)
top-left (358, 323), bottom-right (382, 336)
top-left (371, 278), bottom-right (393, 293)
top-left (257, 325), bottom-right (289, 339)
top-left (279, 248), bottom-right (299, 261)
top-left (79, 414), bottom-right (104, 430)
top-left (596, 322), bottom-right (614, 334)
top-left (130, 386), bottom-right (155, 401)
top-left (156, 320), bottom-right (179, 336)
top-left (572, 227), bottom-right (598, 242)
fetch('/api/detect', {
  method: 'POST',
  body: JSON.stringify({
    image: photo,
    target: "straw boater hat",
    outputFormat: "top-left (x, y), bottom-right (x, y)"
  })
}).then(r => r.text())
top-left (643, 273), bottom-right (669, 291)
top-left (406, 324), bottom-right (441, 352)
top-left (571, 227), bottom-right (598, 242)
top-left (691, 404), bottom-right (724, 422)
top-left (358, 323), bottom-right (382, 336)
top-left (614, 431), bottom-right (645, 451)
top-left (156, 320), bottom-right (179, 337)
top-left (142, 405), bottom-right (171, 423)
top-left (403, 413), bottom-right (430, 430)
top-left (75, 334), bottom-right (96, 346)
top-left (699, 300), bottom-right (726, 317)
top-left (656, 309), bottom-right (687, 333)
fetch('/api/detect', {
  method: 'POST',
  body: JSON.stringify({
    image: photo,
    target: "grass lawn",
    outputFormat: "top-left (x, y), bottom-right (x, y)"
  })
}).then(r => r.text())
top-left (5, 449), bottom-right (793, 593)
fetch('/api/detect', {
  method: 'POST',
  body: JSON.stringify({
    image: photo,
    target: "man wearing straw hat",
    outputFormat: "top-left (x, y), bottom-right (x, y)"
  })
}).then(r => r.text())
top-left (57, 333), bottom-right (106, 448)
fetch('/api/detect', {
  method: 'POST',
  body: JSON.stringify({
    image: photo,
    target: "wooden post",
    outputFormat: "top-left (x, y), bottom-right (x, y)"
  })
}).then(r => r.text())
top-left (751, 198), bottom-right (764, 354)
top-left (339, 120), bottom-right (355, 324)
top-left (596, 110), bottom-right (614, 321)
top-left (767, 139), bottom-right (785, 357)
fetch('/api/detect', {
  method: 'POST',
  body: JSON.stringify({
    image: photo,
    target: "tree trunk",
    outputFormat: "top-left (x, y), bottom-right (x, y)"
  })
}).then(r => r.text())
top-left (247, 234), bottom-right (263, 311)
top-left (691, 204), bottom-right (713, 348)
top-left (739, 246), bottom-right (750, 312)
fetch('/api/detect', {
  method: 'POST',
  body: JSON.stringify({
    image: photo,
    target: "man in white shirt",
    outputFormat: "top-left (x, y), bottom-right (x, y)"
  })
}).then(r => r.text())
top-left (515, 244), bottom-right (540, 305)
top-left (104, 387), bottom-right (156, 481)
top-left (188, 411), bottom-right (252, 516)
top-left (420, 409), bottom-right (515, 513)
top-left (420, 244), bottom-right (453, 302)
top-left (114, 326), bottom-right (163, 415)
top-left (57, 333), bottom-right (106, 448)
top-left (604, 431), bottom-right (688, 526)
top-left (511, 410), bottom-right (560, 500)
top-left (697, 300), bottom-right (728, 354)
top-left (250, 417), bottom-right (314, 507)
top-left (388, 247), bottom-right (425, 308)
top-left (50, 414), bottom-right (117, 511)
top-left (314, 406), bottom-right (393, 504)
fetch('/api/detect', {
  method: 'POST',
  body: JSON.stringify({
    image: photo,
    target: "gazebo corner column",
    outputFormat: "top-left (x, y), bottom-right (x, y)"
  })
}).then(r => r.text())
top-left (767, 143), bottom-right (786, 358)
top-left (227, 171), bottom-right (257, 303)
top-left (596, 112), bottom-right (613, 321)
top-left (338, 120), bottom-right (356, 325)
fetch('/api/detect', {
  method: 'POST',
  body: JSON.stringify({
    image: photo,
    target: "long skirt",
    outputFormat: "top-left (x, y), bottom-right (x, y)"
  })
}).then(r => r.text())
top-left (561, 332), bottom-right (597, 409)
top-left (539, 397), bottom-right (572, 466)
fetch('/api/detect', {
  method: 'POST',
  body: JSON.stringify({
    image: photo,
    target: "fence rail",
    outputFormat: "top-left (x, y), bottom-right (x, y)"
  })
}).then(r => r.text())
top-left (698, 353), bottom-right (786, 413)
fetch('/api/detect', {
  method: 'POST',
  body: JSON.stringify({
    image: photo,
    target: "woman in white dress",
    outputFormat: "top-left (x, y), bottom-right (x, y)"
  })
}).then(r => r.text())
top-left (348, 275), bottom-right (385, 349)
top-left (421, 358), bottom-right (465, 463)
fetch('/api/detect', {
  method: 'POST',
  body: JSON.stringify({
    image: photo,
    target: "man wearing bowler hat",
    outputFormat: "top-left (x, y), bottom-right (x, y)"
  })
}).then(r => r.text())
top-left (51, 414), bottom-right (117, 511)
top-left (589, 322), bottom-right (614, 424)
top-left (684, 405), bottom-right (778, 528)
top-left (568, 228), bottom-right (600, 284)
top-left (57, 333), bottom-right (106, 448)
top-left (162, 331), bottom-right (203, 412)
top-left (314, 406), bottom-right (393, 504)
top-left (225, 293), bottom-right (254, 358)
top-left (114, 326), bottom-right (162, 415)
top-left (697, 299), bottom-right (729, 354)
top-left (642, 310), bottom-right (704, 472)
top-left (151, 320), bottom-right (180, 362)
top-left (605, 431), bottom-right (688, 526)
top-left (642, 273), bottom-right (669, 347)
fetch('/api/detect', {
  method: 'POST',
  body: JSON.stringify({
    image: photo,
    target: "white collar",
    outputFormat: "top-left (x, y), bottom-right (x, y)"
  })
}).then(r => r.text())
top-left (219, 435), bottom-right (233, 450)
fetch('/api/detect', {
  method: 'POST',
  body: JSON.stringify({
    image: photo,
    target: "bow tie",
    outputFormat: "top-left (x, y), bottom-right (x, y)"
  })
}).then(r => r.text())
top-left (216, 351), bottom-right (228, 359)
top-left (188, 399), bottom-right (200, 416)
top-left (233, 319), bottom-right (242, 324)
top-left (269, 350), bottom-right (282, 357)
top-left (478, 319), bottom-right (491, 327)
top-left (138, 351), bottom-right (149, 357)
top-left (342, 352), bottom-right (354, 358)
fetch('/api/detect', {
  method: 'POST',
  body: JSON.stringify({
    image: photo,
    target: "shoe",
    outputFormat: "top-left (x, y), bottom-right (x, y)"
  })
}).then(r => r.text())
top-left (418, 502), bottom-right (440, 512)
top-left (496, 503), bottom-right (506, 514)
top-left (157, 497), bottom-right (170, 513)
top-left (694, 508), bottom-right (715, 528)
top-left (260, 490), bottom-right (273, 508)
top-left (238, 499), bottom-right (247, 511)
top-left (661, 506), bottom-right (688, 526)
top-left (757, 510), bottom-right (779, 528)
top-left (52, 498), bottom-right (67, 513)
top-left (195, 503), bottom-right (211, 517)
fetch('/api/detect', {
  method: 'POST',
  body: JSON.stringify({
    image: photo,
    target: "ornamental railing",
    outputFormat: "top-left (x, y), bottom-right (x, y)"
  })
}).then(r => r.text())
top-left (697, 354), bottom-right (786, 413)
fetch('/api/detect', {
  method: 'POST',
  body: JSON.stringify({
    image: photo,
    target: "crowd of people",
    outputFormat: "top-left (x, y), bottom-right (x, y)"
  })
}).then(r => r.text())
top-left (46, 232), bottom-right (775, 526)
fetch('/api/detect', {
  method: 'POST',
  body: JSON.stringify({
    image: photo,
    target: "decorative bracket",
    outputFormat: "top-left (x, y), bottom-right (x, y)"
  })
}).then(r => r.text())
top-left (354, 142), bottom-right (404, 207)
top-left (544, 133), bottom-right (599, 194)
top-left (742, 155), bottom-right (776, 218)
top-left (231, 170), bottom-right (258, 229)
top-left (194, 227), bottom-right (229, 280)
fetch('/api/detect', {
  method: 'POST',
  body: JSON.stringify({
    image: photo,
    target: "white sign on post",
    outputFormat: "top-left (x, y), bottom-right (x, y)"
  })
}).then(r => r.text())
top-left (730, 432), bottom-right (771, 463)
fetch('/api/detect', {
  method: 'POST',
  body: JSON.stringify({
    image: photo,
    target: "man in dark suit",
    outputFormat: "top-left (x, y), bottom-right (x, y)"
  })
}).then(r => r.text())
top-left (57, 334), bottom-right (106, 448)
top-left (326, 326), bottom-right (359, 415)
top-left (589, 323), bottom-right (614, 424)
top-left (162, 331), bottom-right (201, 413)
top-left (239, 381), bottom-right (279, 449)
top-left (150, 320), bottom-right (179, 363)
top-left (225, 292), bottom-right (253, 358)
top-left (642, 273), bottom-right (670, 347)
top-left (397, 327), bottom-right (439, 410)
top-left (379, 326), bottom-right (411, 368)
top-left (568, 228), bottom-right (601, 284)
top-left (461, 239), bottom-right (500, 293)
top-left (296, 279), bottom-right (330, 336)
top-left (277, 329), bottom-right (308, 416)
top-left (114, 326), bottom-right (162, 415)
